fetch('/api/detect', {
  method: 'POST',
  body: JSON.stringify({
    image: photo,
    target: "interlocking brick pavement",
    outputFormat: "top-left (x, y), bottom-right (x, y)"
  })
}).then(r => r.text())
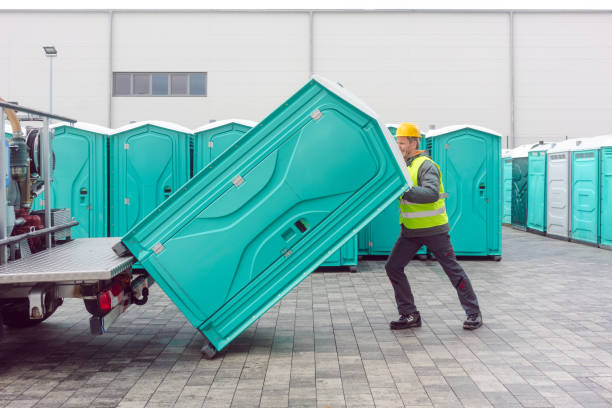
top-left (1, 227), bottom-right (611, 407)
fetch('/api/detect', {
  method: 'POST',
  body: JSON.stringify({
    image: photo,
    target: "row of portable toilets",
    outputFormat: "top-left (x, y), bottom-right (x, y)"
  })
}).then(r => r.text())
top-left (7, 120), bottom-right (505, 267)
top-left (503, 135), bottom-right (612, 249)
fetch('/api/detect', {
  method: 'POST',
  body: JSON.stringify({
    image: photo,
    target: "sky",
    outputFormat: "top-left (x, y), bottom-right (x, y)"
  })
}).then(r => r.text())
top-left (5, 0), bottom-right (612, 10)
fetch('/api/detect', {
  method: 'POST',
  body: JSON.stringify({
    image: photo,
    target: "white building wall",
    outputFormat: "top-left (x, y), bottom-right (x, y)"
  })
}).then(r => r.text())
top-left (314, 12), bottom-right (511, 144)
top-left (0, 12), bottom-right (110, 126)
top-left (1, 11), bottom-right (611, 147)
top-left (111, 12), bottom-right (310, 128)
top-left (514, 12), bottom-right (612, 146)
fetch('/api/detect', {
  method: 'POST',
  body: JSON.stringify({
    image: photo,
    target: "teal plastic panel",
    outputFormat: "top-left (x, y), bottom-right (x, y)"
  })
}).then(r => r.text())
top-left (527, 151), bottom-right (547, 232)
top-left (320, 234), bottom-right (358, 266)
top-left (571, 150), bottom-right (599, 244)
top-left (121, 76), bottom-right (410, 352)
top-left (502, 158), bottom-right (512, 224)
top-left (428, 126), bottom-right (502, 257)
top-left (601, 147), bottom-right (612, 248)
top-left (193, 120), bottom-right (255, 175)
top-left (511, 157), bottom-right (528, 229)
top-left (31, 124), bottom-right (109, 238)
top-left (110, 123), bottom-right (190, 236)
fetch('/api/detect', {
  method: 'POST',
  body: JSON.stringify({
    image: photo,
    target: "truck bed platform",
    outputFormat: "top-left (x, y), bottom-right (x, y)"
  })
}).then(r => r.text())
top-left (0, 238), bottom-right (135, 284)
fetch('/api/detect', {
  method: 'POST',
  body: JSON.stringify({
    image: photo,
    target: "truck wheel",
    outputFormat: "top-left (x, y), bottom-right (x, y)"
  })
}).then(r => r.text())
top-left (416, 254), bottom-right (427, 261)
top-left (349, 266), bottom-right (358, 273)
top-left (201, 340), bottom-right (218, 360)
top-left (491, 256), bottom-right (502, 262)
top-left (2, 298), bottom-right (58, 328)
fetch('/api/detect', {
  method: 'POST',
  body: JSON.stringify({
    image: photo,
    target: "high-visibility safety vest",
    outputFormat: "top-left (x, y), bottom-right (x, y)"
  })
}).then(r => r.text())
top-left (399, 155), bottom-right (449, 229)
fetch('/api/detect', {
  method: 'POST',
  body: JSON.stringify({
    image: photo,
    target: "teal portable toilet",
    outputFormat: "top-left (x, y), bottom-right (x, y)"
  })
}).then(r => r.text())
top-left (357, 124), bottom-right (426, 258)
top-left (501, 149), bottom-right (512, 224)
top-left (526, 142), bottom-right (555, 233)
top-left (192, 119), bottom-right (257, 175)
top-left (425, 125), bottom-right (502, 259)
top-left (570, 135), bottom-right (612, 245)
top-left (546, 138), bottom-right (587, 240)
top-left (119, 76), bottom-right (411, 357)
top-left (41, 122), bottom-right (111, 238)
top-left (510, 144), bottom-right (535, 230)
top-left (110, 121), bottom-right (191, 236)
top-left (599, 135), bottom-right (612, 249)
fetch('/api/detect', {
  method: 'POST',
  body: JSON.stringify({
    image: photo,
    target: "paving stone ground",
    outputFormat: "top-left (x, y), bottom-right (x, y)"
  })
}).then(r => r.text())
top-left (1, 227), bottom-right (612, 407)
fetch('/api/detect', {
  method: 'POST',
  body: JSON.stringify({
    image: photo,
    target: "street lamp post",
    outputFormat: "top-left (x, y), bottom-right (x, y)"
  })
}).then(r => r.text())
top-left (43, 46), bottom-right (57, 114)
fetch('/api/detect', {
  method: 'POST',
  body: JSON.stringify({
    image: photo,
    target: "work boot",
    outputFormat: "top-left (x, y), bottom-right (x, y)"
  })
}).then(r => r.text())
top-left (463, 313), bottom-right (483, 330)
top-left (390, 312), bottom-right (421, 330)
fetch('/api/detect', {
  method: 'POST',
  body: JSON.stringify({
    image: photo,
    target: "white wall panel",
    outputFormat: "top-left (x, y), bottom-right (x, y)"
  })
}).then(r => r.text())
top-left (111, 12), bottom-right (309, 128)
top-left (314, 12), bottom-right (511, 144)
top-left (515, 13), bottom-right (612, 146)
top-left (0, 12), bottom-right (110, 126)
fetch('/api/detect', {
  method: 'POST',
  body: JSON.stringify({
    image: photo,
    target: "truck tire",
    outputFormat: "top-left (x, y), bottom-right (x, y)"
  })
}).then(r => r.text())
top-left (1, 298), bottom-right (58, 328)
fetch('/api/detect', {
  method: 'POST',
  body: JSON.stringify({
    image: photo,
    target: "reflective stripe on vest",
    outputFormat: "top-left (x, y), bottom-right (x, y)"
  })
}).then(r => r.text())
top-left (399, 155), bottom-right (449, 229)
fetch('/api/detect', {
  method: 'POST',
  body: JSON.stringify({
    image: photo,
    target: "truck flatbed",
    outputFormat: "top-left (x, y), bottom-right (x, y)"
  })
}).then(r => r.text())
top-left (0, 238), bottom-right (135, 284)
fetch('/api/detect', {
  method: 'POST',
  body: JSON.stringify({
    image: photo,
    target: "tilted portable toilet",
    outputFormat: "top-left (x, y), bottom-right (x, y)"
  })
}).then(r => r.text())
top-left (600, 136), bottom-right (612, 249)
top-left (425, 125), bottom-right (502, 259)
top-left (194, 119), bottom-right (357, 268)
top-left (192, 119), bottom-right (257, 175)
top-left (110, 121), bottom-right (191, 236)
top-left (119, 76), bottom-right (411, 357)
top-left (570, 135), bottom-right (612, 245)
top-left (501, 149), bottom-right (512, 224)
top-left (510, 144), bottom-right (535, 230)
top-left (546, 138), bottom-right (586, 240)
top-left (357, 124), bottom-right (426, 258)
top-left (526, 142), bottom-right (555, 233)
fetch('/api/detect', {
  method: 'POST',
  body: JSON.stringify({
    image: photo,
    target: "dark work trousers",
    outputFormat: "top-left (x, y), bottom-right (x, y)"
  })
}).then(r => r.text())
top-left (385, 233), bottom-right (480, 316)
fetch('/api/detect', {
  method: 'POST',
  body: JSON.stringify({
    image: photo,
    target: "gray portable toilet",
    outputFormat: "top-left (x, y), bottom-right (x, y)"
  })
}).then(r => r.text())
top-left (546, 138), bottom-right (587, 240)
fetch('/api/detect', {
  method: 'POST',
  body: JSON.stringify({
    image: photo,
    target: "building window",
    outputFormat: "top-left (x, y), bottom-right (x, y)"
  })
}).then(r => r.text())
top-left (113, 72), bottom-right (207, 96)
top-left (171, 73), bottom-right (188, 95)
top-left (113, 73), bottom-right (131, 96)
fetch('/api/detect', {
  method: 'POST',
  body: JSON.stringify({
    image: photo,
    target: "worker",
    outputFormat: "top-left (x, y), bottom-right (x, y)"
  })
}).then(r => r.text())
top-left (385, 122), bottom-right (482, 330)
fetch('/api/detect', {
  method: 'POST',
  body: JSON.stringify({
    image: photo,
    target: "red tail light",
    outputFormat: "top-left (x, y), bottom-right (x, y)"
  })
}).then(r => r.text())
top-left (99, 291), bottom-right (112, 312)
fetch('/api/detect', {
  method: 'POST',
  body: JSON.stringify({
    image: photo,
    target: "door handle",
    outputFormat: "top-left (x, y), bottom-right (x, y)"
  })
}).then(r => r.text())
top-left (479, 183), bottom-right (486, 197)
top-left (80, 187), bottom-right (88, 204)
top-left (163, 186), bottom-right (172, 199)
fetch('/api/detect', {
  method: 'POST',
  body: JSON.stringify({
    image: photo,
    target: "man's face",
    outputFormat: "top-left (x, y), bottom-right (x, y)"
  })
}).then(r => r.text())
top-left (396, 137), bottom-right (419, 160)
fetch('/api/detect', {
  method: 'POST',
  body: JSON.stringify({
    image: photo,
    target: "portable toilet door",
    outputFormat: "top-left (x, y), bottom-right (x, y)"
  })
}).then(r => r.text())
top-left (502, 149), bottom-right (512, 224)
top-left (600, 136), bottom-right (612, 249)
top-left (510, 144), bottom-right (535, 230)
top-left (425, 124), bottom-right (502, 258)
top-left (571, 136), bottom-right (611, 245)
top-left (42, 122), bottom-right (111, 238)
top-left (546, 138), bottom-right (586, 240)
top-left (110, 121), bottom-right (191, 236)
top-left (192, 119), bottom-right (257, 176)
top-left (526, 142), bottom-right (555, 233)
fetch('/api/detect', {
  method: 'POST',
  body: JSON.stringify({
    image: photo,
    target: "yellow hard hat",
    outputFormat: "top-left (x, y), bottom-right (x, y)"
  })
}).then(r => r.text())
top-left (396, 122), bottom-right (421, 138)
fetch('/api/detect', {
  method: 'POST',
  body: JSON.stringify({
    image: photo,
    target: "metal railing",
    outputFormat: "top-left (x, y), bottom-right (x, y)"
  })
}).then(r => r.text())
top-left (0, 101), bottom-right (76, 264)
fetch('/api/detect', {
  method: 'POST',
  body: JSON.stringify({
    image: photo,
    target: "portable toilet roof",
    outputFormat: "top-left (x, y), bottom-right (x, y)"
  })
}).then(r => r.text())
top-left (51, 121), bottom-right (112, 135)
top-left (193, 119), bottom-right (257, 134)
top-left (502, 149), bottom-right (512, 158)
top-left (529, 141), bottom-right (556, 153)
top-left (547, 138), bottom-right (590, 155)
top-left (572, 134), bottom-right (612, 151)
top-left (426, 124), bottom-right (503, 138)
top-left (510, 143), bottom-right (538, 158)
top-left (111, 120), bottom-right (193, 135)
top-left (386, 123), bottom-right (400, 129)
